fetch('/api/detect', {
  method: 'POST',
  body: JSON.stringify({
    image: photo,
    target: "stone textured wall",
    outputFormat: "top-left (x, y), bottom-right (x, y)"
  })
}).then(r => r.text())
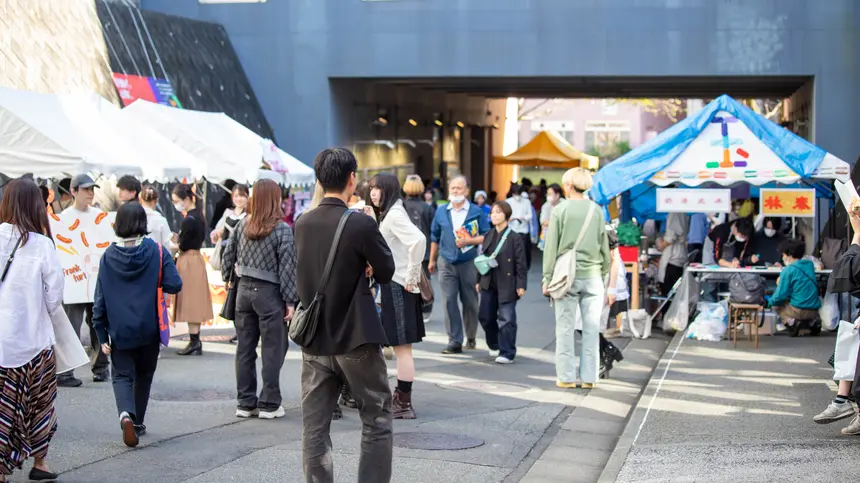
top-left (0, 0), bottom-right (120, 103)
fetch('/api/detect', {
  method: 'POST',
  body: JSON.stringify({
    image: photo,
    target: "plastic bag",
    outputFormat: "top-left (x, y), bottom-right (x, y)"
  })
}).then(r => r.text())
top-left (819, 293), bottom-right (840, 331)
top-left (623, 309), bottom-right (650, 339)
top-left (662, 271), bottom-right (699, 332)
top-left (686, 302), bottom-right (728, 342)
top-left (833, 320), bottom-right (860, 381)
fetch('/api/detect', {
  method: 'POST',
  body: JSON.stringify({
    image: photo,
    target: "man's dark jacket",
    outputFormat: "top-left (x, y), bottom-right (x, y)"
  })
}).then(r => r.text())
top-left (294, 198), bottom-right (395, 355)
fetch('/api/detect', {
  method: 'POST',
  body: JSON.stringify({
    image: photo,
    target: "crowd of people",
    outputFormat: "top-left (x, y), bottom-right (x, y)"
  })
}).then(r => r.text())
top-left (18, 148), bottom-right (848, 481)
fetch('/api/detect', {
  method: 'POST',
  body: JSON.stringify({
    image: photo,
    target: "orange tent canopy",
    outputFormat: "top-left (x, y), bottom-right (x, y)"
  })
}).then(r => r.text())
top-left (494, 131), bottom-right (598, 169)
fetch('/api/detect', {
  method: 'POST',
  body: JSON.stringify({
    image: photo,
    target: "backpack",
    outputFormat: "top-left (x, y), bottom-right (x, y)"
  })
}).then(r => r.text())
top-left (729, 273), bottom-right (766, 305)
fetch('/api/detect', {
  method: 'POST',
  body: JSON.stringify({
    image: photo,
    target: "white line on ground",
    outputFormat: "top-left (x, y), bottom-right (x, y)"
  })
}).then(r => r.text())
top-left (632, 332), bottom-right (686, 445)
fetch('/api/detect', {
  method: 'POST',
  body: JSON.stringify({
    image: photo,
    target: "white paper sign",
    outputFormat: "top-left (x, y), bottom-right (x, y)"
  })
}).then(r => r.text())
top-left (656, 188), bottom-right (731, 213)
top-left (835, 180), bottom-right (859, 214)
top-left (49, 209), bottom-right (117, 304)
top-left (262, 139), bottom-right (288, 173)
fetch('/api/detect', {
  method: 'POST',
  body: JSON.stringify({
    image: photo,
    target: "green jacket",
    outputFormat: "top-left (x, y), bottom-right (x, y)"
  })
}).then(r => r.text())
top-left (769, 259), bottom-right (821, 310)
top-left (542, 199), bottom-right (610, 286)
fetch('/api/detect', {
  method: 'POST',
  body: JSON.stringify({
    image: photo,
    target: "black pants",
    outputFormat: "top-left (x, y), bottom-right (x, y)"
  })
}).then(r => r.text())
top-left (421, 260), bottom-right (433, 315)
top-left (61, 303), bottom-right (109, 378)
top-left (478, 290), bottom-right (518, 360)
top-left (235, 277), bottom-right (288, 411)
top-left (688, 243), bottom-right (703, 264)
top-left (111, 342), bottom-right (160, 425)
top-left (301, 344), bottom-right (392, 483)
top-left (660, 263), bottom-right (685, 296)
top-left (518, 233), bottom-right (532, 270)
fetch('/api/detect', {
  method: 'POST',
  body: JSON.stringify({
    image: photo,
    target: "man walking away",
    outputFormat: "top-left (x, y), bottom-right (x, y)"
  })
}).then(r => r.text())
top-left (506, 185), bottom-right (534, 269)
top-left (429, 175), bottom-right (489, 354)
top-left (57, 174), bottom-right (110, 387)
top-left (294, 148), bottom-right (396, 483)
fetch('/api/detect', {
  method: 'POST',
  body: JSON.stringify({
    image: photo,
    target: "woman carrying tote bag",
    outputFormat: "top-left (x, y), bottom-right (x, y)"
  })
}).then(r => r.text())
top-left (542, 168), bottom-right (610, 390)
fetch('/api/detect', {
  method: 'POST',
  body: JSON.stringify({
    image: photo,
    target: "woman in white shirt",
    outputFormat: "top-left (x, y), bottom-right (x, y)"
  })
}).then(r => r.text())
top-left (369, 174), bottom-right (427, 420)
top-left (538, 183), bottom-right (565, 250)
top-left (140, 186), bottom-right (175, 252)
top-left (0, 179), bottom-right (64, 482)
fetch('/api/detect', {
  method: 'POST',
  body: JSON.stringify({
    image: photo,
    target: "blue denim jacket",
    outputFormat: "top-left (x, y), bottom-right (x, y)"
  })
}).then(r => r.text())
top-left (430, 202), bottom-right (490, 264)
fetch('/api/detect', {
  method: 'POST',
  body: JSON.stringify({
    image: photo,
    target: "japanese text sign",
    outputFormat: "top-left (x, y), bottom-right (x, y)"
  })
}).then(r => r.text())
top-left (759, 189), bottom-right (816, 217)
top-left (656, 189), bottom-right (731, 214)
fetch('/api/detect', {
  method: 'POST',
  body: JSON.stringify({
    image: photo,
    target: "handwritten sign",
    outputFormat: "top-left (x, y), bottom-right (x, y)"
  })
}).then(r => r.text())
top-left (49, 209), bottom-right (117, 304)
top-left (759, 188), bottom-right (816, 217)
top-left (655, 188), bottom-right (731, 213)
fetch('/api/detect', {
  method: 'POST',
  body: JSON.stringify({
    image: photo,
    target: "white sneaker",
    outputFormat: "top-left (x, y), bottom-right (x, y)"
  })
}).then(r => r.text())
top-left (488, 350), bottom-right (500, 358)
top-left (813, 401), bottom-right (854, 424)
top-left (258, 406), bottom-right (286, 419)
top-left (235, 408), bottom-right (259, 418)
top-left (495, 356), bottom-right (514, 364)
top-left (423, 313), bottom-right (432, 324)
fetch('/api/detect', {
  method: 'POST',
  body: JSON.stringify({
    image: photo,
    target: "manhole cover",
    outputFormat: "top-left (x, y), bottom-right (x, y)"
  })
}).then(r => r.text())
top-left (394, 432), bottom-right (484, 451)
top-left (150, 389), bottom-right (234, 402)
top-left (446, 381), bottom-right (531, 394)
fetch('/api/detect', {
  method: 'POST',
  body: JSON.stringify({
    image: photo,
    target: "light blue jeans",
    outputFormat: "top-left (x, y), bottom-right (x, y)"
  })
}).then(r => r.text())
top-left (554, 276), bottom-right (605, 384)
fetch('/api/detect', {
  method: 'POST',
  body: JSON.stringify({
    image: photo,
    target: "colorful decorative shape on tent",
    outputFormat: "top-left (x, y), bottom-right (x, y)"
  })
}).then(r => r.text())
top-left (589, 95), bottom-right (850, 206)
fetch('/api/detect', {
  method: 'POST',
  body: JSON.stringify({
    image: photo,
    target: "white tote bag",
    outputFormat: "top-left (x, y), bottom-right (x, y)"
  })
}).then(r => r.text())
top-left (50, 305), bottom-right (90, 374)
top-left (546, 202), bottom-right (596, 300)
top-left (834, 320), bottom-right (860, 381)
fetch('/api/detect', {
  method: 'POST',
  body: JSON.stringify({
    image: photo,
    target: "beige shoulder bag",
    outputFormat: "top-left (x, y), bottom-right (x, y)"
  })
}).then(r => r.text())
top-left (546, 202), bottom-right (597, 300)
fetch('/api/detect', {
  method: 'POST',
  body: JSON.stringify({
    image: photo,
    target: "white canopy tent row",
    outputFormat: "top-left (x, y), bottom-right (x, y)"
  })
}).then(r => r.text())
top-left (0, 87), bottom-right (207, 181)
top-left (121, 99), bottom-right (315, 187)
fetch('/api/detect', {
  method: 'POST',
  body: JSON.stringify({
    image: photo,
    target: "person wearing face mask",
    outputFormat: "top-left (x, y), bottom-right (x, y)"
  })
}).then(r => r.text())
top-left (429, 175), bottom-right (490, 354)
top-left (171, 183), bottom-right (213, 356)
top-left (717, 218), bottom-right (759, 268)
top-left (477, 201), bottom-right (527, 364)
top-left (753, 217), bottom-right (787, 266)
top-left (506, 186), bottom-right (535, 270)
top-left (768, 239), bottom-right (821, 328)
top-left (539, 184), bottom-right (565, 251)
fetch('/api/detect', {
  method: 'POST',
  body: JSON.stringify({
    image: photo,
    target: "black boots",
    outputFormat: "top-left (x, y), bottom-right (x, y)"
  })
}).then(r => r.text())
top-left (599, 343), bottom-right (624, 379)
top-left (392, 388), bottom-right (416, 419)
top-left (178, 333), bottom-right (203, 356)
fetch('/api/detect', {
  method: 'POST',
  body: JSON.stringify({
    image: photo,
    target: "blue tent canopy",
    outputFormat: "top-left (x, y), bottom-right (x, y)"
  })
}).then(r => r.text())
top-left (590, 95), bottom-right (827, 206)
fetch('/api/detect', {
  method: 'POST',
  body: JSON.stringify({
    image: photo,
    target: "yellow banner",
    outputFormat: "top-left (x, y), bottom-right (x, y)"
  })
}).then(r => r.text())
top-left (759, 189), bottom-right (816, 217)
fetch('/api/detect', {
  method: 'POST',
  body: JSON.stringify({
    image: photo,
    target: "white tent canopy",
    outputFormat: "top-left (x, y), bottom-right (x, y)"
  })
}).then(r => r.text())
top-left (0, 87), bottom-right (204, 180)
top-left (122, 100), bottom-right (314, 186)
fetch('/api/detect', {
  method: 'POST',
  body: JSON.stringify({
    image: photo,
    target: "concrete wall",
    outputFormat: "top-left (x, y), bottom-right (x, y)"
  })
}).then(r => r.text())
top-left (141, 0), bottom-right (860, 165)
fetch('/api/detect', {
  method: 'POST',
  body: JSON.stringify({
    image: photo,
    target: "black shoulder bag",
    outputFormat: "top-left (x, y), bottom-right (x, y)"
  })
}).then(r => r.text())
top-left (289, 210), bottom-right (352, 347)
top-left (1, 236), bottom-right (22, 282)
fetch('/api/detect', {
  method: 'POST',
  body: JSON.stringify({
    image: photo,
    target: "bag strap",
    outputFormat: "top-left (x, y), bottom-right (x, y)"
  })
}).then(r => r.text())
top-left (570, 202), bottom-right (597, 255)
top-left (314, 211), bottom-right (353, 297)
top-left (489, 228), bottom-right (511, 259)
top-left (0, 235), bottom-right (22, 282)
top-left (157, 243), bottom-right (163, 287)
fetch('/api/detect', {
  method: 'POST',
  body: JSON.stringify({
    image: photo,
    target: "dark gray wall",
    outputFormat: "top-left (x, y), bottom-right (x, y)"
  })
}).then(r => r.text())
top-left (141, 0), bottom-right (860, 165)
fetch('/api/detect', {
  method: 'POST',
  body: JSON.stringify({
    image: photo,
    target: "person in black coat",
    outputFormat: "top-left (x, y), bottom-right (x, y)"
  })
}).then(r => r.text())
top-left (402, 174), bottom-right (436, 322)
top-left (293, 148), bottom-right (396, 483)
top-left (477, 201), bottom-right (527, 364)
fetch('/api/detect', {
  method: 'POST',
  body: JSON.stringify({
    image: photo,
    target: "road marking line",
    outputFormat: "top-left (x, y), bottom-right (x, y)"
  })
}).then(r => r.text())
top-left (633, 333), bottom-right (686, 445)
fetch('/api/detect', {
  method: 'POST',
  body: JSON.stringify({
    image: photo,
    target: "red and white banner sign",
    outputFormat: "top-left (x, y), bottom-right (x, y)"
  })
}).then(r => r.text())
top-left (656, 188), bottom-right (731, 213)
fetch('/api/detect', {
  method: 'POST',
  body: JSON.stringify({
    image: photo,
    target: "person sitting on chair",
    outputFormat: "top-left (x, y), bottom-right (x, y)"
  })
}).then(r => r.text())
top-left (769, 239), bottom-right (821, 328)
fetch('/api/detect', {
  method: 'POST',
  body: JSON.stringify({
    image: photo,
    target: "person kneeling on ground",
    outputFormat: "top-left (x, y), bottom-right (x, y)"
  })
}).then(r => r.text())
top-left (477, 201), bottom-right (527, 364)
top-left (768, 239), bottom-right (821, 329)
top-left (93, 202), bottom-right (182, 448)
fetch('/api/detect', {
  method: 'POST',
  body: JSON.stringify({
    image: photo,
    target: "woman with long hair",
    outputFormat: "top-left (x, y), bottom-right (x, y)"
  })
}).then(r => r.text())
top-left (0, 179), bottom-right (63, 482)
top-left (221, 179), bottom-right (297, 420)
top-left (370, 173), bottom-right (427, 419)
top-left (210, 184), bottom-right (250, 246)
top-left (171, 184), bottom-right (213, 356)
top-left (538, 183), bottom-right (564, 251)
top-left (140, 185), bottom-right (174, 251)
top-left (93, 202), bottom-right (182, 447)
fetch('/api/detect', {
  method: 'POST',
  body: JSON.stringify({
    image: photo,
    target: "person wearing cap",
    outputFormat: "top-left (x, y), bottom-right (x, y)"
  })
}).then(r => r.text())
top-left (57, 174), bottom-right (111, 387)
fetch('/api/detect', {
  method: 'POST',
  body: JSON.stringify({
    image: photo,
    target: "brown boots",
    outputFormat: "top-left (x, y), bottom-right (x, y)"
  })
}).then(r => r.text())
top-left (392, 389), bottom-right (416, 419)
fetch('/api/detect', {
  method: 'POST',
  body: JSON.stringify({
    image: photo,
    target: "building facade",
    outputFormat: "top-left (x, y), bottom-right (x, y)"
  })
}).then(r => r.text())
top-left (141, 0), bottom-right (860, 187)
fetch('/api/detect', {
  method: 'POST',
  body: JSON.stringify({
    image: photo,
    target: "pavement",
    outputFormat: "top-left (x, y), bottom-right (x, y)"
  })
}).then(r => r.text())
top-left (604, 329), bottom-right (860, 483)
top-left (14, 262), bottom-right (668, 483)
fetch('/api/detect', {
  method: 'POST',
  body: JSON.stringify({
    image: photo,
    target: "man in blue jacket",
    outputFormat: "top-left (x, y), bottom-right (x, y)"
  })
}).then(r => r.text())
top-left (429, 175), bottom-right (490, 354)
